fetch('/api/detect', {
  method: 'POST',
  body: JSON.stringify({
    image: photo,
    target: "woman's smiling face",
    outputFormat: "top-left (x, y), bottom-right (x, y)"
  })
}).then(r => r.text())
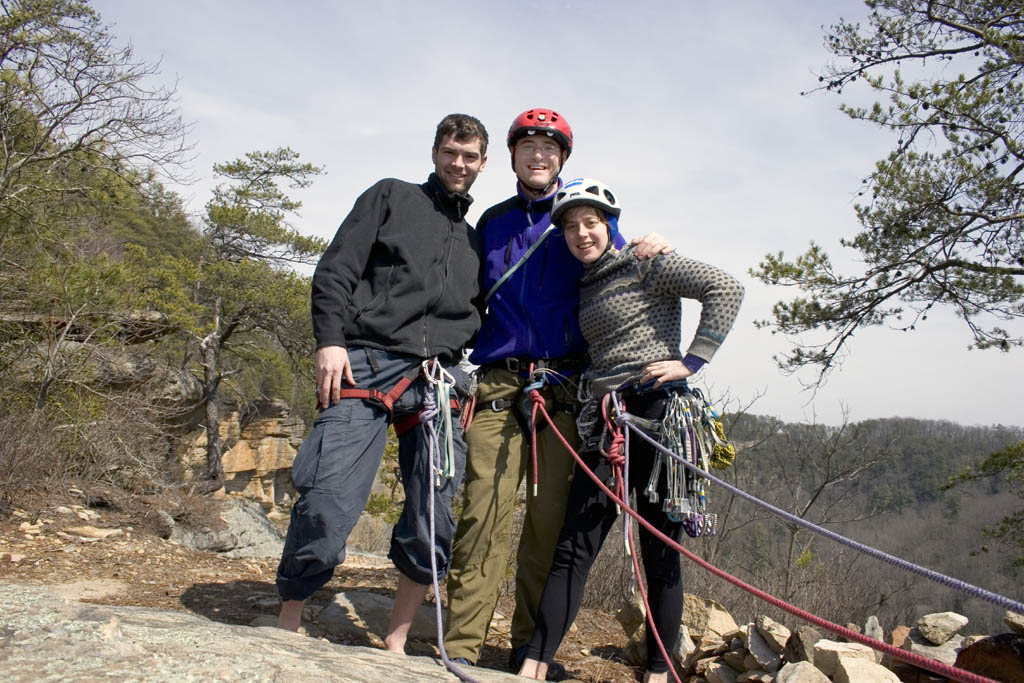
top-left (562, 205), bottom-right (609, 264)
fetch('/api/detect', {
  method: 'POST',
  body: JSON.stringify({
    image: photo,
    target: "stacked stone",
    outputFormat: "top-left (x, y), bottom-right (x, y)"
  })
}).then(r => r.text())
top-left (617, 596), bottom-right (1024, 682)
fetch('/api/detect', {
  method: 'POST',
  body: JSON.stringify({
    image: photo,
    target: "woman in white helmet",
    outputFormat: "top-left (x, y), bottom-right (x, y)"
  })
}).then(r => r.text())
top-left (518, 178), bottom-right (745, 683)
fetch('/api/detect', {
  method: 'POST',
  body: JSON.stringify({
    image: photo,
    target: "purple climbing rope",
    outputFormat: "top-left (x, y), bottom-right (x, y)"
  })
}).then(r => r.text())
top-left (614, 404), bottom-right (1024, 616)
top-left (421, 371), bottom-right (479, 683)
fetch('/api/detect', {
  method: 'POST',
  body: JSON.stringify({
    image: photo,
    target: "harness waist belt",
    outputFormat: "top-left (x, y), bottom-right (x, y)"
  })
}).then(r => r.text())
top-left (483, 355), bottom-right (584, 375)
top-left (487, 396), bottom-right (580, 417)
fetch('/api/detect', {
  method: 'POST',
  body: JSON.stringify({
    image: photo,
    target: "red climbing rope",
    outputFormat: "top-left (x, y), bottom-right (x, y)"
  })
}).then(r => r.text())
top-left (527, 389), bottom-right (1000, 683)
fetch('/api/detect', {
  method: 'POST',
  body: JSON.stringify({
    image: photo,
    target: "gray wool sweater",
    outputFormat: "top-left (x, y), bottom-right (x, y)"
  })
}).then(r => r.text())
top-left (578, 245), bottom-right (745, 395)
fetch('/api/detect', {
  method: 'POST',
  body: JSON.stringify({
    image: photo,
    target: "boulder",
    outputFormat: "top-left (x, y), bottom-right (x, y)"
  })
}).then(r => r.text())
top-left (915, 611), bottom-right (968, 645)
top-left (891, 624), bottom-right (911, 648)
top-left (704, 660), bottom-right (740, 683)
top-left (1006, 611), bottom-right (1024, 636)
top-left (742, 622), bottom-right (781, 672)
top-left (954, 633), bottom-right (1024, 683)
top-left (864, 615), bottom-right (884, 642)
top-left (683, 594), bottom-right (738, 641)
top-left (864, 615), bottom-right (884, 661)
top-left (834, 656), bottom-right (901, 683)
top-left (813, 639), bottom-right (877, 677)
top-left (755, 614), bottom-right (790, 654)
top-left (616, 590), bottom-right (647, 666)
top-left (784, 625), bottom-right (823, 664)
top-left (169, 497), bottom-right (284, 558)
top-left (775, 661), bottom-right (831, 683)
top-left (722, 645), bottom-right (746, 671)
top-left (673, 623), bottom-right (695, 672)
top-left (905, 626), bottom-right (964, 666)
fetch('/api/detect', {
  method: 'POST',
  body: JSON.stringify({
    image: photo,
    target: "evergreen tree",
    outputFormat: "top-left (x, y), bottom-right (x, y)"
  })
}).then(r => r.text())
top-left (133, 149), bottom-right (327, 485)
top-left (753, 0), bottom-right (1024, 379)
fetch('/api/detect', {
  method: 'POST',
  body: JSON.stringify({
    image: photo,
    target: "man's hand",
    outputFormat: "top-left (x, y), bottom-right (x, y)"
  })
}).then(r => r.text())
top-left (630, 232), bottom-right (673, 260)
top-left (316, 345), bottom-right (355, 409)
top-left (641, 360), bottom-right (692, 388)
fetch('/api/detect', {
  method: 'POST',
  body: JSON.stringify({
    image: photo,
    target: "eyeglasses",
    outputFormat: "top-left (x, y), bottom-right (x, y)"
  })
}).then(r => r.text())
top-left (516, 139), bottom-right (561, 157)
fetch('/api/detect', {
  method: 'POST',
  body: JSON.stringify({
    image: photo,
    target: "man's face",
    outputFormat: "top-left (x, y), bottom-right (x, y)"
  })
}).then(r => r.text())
top-left (562, 205), bottom-right (609, 264)
top-left (513, 137), bottom-right (563, 191)
top-left (432, 135), bottom-right (487, 194)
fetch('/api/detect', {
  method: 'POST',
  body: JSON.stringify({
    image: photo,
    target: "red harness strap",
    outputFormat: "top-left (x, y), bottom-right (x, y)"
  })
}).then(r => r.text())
top-left (335, 364), bottom-right (422, 414)
top-left (393, 398), bottom-right (462, 437)
top-left (336, 363), bottom-right (465, 438)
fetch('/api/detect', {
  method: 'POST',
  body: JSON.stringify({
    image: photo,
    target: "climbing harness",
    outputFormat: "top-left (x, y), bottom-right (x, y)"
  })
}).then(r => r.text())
top-left (585, 383), bottom-right (732, 538)
top-left (521, 363), bottom-right (582, 496)
top-left (332, 363), bottom-right (423, 415)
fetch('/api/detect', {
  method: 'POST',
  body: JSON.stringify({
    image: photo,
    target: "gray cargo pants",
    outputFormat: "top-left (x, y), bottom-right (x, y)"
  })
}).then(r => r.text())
top-left (275, 346), bottom-right (467, 601)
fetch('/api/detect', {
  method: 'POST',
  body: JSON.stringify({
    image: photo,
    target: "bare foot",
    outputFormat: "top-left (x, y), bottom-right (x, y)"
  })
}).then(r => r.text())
top-left (277, 599), bottom-right (304, 631)
top-left (518, 657), bottom-right (547, 680)
top-left (382, 573), bottom-right (429, 654)
top-left (383, 632), bottom-right (407, 654)
top-left (643, 671), bottom-right (669, 683)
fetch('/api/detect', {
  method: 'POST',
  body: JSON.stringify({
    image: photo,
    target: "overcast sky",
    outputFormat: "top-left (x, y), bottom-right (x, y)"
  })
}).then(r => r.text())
top-left (90, 0), bottom-right (1022, 427)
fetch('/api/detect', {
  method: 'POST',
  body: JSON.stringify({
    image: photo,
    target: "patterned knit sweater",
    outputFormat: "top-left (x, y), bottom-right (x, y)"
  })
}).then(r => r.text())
top-left (579, 245), bottom-right (745, 394)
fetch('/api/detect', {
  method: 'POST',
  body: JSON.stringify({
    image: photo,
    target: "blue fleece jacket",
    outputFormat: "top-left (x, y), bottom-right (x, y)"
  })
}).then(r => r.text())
top-left (470, 181), bottom-right (625, 366)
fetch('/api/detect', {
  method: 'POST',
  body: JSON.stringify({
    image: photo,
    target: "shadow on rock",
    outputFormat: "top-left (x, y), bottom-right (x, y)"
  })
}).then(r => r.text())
top-left (179, 579), bottom-right (279, 626)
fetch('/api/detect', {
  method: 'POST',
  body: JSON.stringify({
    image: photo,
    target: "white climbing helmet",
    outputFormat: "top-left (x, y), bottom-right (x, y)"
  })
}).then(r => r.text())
top-left (550, 177), bottom-right (621, 228)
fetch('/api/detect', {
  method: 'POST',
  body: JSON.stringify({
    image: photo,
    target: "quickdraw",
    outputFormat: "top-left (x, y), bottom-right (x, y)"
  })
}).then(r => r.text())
top-left (421, 358), bottom-right (458, 484)
top-left (634, 385), bottom-right (735, 538)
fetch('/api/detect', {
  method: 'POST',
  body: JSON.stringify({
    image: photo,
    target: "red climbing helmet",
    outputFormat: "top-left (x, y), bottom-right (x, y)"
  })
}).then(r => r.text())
top-left (506, 108), bottom-right (573, 158)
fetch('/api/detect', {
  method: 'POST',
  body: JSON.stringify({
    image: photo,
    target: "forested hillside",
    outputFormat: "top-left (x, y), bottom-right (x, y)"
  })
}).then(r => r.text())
top-left (0, 1), bottom-right (323, 499)
top-left (665, 412), bottom-right (1024, 636)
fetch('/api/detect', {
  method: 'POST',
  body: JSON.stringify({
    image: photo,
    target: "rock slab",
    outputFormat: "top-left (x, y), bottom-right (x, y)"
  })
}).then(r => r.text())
top-left (0, 582), bottom-right (516, 682)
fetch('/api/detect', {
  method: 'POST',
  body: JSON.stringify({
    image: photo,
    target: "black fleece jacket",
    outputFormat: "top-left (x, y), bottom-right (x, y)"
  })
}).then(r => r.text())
top-left (311, 173), bottom-right (482, 361)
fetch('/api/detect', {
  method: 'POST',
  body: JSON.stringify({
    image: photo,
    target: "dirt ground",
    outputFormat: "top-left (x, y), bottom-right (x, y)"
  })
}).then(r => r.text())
top-left (0, 488), bottom-right (643, 682)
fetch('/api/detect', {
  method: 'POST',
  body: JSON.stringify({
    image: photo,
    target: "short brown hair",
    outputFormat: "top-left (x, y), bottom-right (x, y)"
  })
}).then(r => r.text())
top-left (433, 114), bottom-right (489, 156)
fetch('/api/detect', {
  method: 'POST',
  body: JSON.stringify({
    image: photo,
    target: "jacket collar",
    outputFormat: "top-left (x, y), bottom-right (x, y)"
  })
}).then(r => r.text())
top-left (581, 244), bottom-right (629, 283)
top-left (426, 173), bottom-right (473, 219)
top-left (515, 177), bottom-right (563, 211)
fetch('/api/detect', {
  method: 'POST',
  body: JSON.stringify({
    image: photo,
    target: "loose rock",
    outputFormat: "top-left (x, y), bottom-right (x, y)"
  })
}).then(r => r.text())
top-left (775, 660), bottom-right (830, 682)
top-left (916, 611), bottom-right (969, 645)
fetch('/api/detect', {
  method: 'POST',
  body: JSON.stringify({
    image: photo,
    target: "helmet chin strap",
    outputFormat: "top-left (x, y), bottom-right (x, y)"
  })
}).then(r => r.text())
top-left (522, 176), bottom-right (558, 198)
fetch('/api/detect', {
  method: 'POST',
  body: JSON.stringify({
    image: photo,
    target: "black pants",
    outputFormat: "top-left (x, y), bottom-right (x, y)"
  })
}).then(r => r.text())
top-left (524, 390), bottom-right (685, 673)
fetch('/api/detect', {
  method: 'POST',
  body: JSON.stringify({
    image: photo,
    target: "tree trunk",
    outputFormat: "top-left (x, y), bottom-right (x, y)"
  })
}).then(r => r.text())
top-left (202, 295), bottom-right (224, 485)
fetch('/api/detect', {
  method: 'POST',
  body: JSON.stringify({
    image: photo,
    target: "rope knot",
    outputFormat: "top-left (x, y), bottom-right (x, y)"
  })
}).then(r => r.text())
top-left (529, 388), bottom-right (546, 408)
top-left (603, 428), bottom-right (625, 467)
top-left (420, 387), bottom-right (438, 422)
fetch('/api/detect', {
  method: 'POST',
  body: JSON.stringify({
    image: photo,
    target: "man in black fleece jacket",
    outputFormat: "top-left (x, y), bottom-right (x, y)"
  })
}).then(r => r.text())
top-left (276, 114), bottom-right (488, 654)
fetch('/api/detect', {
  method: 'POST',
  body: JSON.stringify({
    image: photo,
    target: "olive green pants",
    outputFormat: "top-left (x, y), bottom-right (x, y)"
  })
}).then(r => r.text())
top-left (444, 368), bottom-right (580, 663)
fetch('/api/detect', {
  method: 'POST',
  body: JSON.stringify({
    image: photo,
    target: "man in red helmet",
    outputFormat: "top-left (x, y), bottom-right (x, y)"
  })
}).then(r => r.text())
top-left (444, 109), bottom-right (669, 674)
